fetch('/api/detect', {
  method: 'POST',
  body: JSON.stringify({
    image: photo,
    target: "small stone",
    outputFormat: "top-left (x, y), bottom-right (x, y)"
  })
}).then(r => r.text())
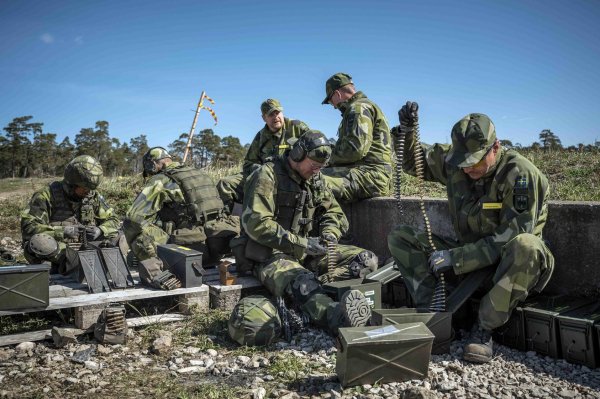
top-left (526, 351), bottom-right (537, 357)
top-left (65, 377), bottom-right (79, 384)
top-left (15, 342), bottom-right (36, 352)
top-left (51, 327), bottom-right (78, 348)
top-left (557, 389), bottom-right (578, 398)
top-left (189, 360), bottom-right (204, 366)
top-left (237, 355), bottom-right (251, 365)
top-left (84, 361), bottom-right (100, 370)
top-left (43, 387), bottom-right (50, 393)
top-left (151, 331), bottom-right (173, 355)
top-left (174, 357), bottom-right (184, 364)
top-left (97, 345), bottom-right (113, 355)
top-left (206, 349), bottom-right (218, 357)
top-left (177, 366), bottom-right (205, 374)
top-left (252, 387), bottom-right (266, 399)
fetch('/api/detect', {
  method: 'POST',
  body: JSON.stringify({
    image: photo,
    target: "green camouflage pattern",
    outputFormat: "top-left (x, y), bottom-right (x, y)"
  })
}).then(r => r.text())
top-left (217, 117), bottom-right (310, 207)
top-left (322, 72), bottom-right (353, 104)
top-left (290, 130), bottom-right (332, 163)
top-left (322, 92), bottom-right (393, 202)
top-left (260, 98), bottom-right (283, 116)
top-left (446, 113), bottom-right (497, 168)
top-left (242, 154), bottom-right (370, 332)
top-left (389, 135), bottom-right (554, 330)
top-left (124, 161), bottom-right (238, 261)
top-left (20, 181), bottom-right (120, 264)
top-left (228, 295), bottom-right (282, 346)
top-left (145, 147), bottom-right (172, 161)
top-left (63, 155), bottom-right (103, 190)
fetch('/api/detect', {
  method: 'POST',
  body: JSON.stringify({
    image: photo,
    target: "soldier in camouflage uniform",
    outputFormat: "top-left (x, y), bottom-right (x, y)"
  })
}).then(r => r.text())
top-left (320, 73), bottom-right (393, 202)
top-left (388, 103), bottom-right (554, 363)
top-left (217, 99), bottom-right (310, 211)
top-left (123, 147), bottom-right (239, 288)
top-left (238, 130), bottom-right (379, 336)
top-left (20, 155), bottom-right (120, 274)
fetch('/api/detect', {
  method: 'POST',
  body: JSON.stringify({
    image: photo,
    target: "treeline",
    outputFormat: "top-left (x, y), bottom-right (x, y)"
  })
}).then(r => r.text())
top-left (0, 116), bottom-right (248, 178)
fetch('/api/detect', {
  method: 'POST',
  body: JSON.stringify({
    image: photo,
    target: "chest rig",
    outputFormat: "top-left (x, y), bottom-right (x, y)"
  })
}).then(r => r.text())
top-left (159, 165), bottom-right (224, 228)
top-left (48, 181), bottom-right (97, 227)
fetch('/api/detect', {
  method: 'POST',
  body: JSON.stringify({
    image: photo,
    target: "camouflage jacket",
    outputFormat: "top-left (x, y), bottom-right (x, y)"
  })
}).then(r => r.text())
top-left (402, 136), bottom-right (550, 275)
top-left (242, 154), bottom-right (348, 260)
top-left (21, 181), bottom-right (120, 243)
top-left (243, 117), bottom-right (310, 177)
top-left (331, 92), bottom-right (392, 170)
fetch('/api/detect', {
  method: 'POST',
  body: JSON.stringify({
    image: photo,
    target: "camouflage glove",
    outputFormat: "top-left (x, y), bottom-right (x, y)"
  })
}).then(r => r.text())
top-left (428, 250), bottom-right (453, 276)
top-left (305, 237), bottom-right (327, 256)
top-left (321, 232), bottom-right (338, 244)
top-left (399, 101), bottom-right (419, 128)
top-left (63, 225), bottom-right (83, 239)
top-left (85, 226), bottom-right (103, 241)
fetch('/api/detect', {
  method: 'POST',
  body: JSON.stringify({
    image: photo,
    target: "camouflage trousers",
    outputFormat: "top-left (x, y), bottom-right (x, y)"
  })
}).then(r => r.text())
top-left (387, 225), bottom-right (554, 330)
top-left (321, 165), bottom-right (392, 203)
top-left (254, 244), bottom-right (366, 332)
top-left (217, 172), bottom-right (245, 211)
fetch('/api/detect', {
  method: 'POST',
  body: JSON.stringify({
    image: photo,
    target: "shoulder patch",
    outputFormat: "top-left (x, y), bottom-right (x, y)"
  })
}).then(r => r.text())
top-left (513, 175), bottom-right (529, 212)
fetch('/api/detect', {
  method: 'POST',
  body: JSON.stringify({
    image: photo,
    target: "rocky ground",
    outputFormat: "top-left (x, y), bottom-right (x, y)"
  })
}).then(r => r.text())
top-left (0, 309), bottom-right (599, 399)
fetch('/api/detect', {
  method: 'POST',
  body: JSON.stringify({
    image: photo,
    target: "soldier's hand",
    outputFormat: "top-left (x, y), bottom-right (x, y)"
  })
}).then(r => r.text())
top-left (399, 101), bottom-right (419, 127)
top-left (428, 250), bottom-right (453, 276)
top-left (85, 226), bottom-right (103, 241)
top-left (63, 225), bottom-right (82, 239)
top-left (305, 237), bottom-right (327, 256)
top-left (321, 232), bottom-right (338, 244)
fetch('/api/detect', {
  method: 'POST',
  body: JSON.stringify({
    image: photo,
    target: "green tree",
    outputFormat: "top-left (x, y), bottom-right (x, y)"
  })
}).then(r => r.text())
top-left (129, 134), bottom-right (150, 174)
top-left (215, 135), bottom-right (245, 166)
top-left (56, 137), bottom-right (75, 174)
top-left (1, 116), bottom-right (42, 178)
top-left (74, 121), bottom-right (113, 169)
top-left (539, 129), bottom-right (562, 151)
top-left (31, 132), bottom-right (58, 177)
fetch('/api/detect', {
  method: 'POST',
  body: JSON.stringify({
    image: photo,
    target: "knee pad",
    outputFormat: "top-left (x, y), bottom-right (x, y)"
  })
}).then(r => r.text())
top-left (28, 234), bottom-right (59, 259)
top-left (290, 271), bottom-right (324, 305)
top-left (348, 250), bottom-right (379, 278)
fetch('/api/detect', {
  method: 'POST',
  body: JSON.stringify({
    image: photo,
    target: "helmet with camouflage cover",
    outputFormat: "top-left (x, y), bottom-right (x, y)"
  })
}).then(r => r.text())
top-left (143, 147), bottom-right (172, 176)
top-left (228, 295), bottom-right (282, 346)
top-left (64, 155), bottom-right (103, 189)
top-left (446, 113), bottom-right (497, 168)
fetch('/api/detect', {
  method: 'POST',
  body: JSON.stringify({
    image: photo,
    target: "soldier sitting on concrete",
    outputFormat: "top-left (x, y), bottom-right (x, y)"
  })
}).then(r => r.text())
top-left (21, 155), bottom-right (121, 274)
top-left (388, 103), bottom-right (554, 363)
top-left (123, 147), bottom-right (240, 290)
top-left (217, 98), bottom-right (310, 212)
top-left (235, 130), bottom-right (379, 336)
top-left (320, 72), bottom-right (393, 203)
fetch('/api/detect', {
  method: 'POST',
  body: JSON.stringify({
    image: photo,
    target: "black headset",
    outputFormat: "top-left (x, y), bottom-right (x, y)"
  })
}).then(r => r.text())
top-left (289, 134), bottom-right (330, 162)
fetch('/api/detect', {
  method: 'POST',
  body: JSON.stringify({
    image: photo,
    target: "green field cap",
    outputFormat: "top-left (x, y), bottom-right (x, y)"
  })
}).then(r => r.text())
top-left (322, 72), bottom-right (353, 104)
top-left (261, 98), bottom-right (283, 115)
top-left (446, 113), bottom-right (496, 168)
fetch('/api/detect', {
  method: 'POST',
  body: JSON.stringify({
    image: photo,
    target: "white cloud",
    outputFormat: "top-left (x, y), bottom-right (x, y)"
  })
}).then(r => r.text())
top-left (74, 36), bottom-right (84, 45)
top-left (40, 33), bottom-right (55, 44)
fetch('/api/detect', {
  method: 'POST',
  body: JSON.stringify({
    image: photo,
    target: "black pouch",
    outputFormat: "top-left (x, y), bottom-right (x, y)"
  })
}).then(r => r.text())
top-left (245, 238), bottom-right (273, 263)
top-left (230, 235), bottom-right (255, 276)
top-left (170, 227), bottom-right (207, 246)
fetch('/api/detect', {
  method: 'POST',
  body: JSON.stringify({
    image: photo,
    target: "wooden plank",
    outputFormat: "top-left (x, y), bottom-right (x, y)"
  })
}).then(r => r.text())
top-left (0, 285), bottom-right (209, 316)
top-left (0, 313), bottom-right (189, 346)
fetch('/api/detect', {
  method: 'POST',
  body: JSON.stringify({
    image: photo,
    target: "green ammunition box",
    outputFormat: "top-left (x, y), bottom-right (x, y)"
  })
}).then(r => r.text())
top-left (372, 308), bottom-right (452, 354)
top-left (323, 278), bottom-right (381, 309)
top-left (336, 322), bottom-right (434, 387)
top-left (0, 264), bottom-right (50, 310)
top-left (157, 244), bottom-right (204, 288)
top-left (493, 305), bottom-right (526, 351)
top-left (365, 260), bottom-right (412, 308)
top-left (523, 295), bottom-right (594, 358)
top-left (556, 302), bottom-right (600, 368)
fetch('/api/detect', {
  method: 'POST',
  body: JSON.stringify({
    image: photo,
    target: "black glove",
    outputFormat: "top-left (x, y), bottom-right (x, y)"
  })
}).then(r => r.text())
top-left (399, 101), bottom-right (419, 127)
top-left (321, 232), bottom-right (338, 244)
top-left (63, 225), bottom-right (82, 239)
top-left (428, 250), bottom-right (453, 276)
top-left (85, 226), bottom-right (103, 241)
top-left (305, 237), bottom-right (327, 256)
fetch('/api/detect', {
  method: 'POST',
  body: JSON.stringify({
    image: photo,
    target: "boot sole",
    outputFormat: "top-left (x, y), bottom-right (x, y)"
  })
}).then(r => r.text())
top-left (341, 289), bottom-right (371, 327)
top-left (463, 351), bottom-right (492, 363)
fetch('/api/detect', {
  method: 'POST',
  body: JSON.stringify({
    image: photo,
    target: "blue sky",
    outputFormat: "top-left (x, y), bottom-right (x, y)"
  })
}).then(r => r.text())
top-left (1, 0), bottom-right (599, 149)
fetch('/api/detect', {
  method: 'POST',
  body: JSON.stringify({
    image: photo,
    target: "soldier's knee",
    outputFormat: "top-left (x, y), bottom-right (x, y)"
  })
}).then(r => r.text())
top-left (387, 225), bottom-right (417, 247)
top-left (289, 271), bottom-right (324, 305)
top-left (348, 250), bottom-right (378, 278)
top-left (505, 233), bottom-right (542, 257)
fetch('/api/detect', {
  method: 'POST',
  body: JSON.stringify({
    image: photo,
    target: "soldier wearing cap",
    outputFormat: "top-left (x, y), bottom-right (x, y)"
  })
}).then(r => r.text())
top-left (21, 155), bottom-right (120, 274)
top-left (217, 98), bottom-right (310, 212)
top-left (320, 73), bottom-right (393, 202)
top-left (235, 130), bottom-right (379, 336)
top-left (388, 103), bottom-right (554, 363)
top-left (123, 147), bottom-right (240, 289)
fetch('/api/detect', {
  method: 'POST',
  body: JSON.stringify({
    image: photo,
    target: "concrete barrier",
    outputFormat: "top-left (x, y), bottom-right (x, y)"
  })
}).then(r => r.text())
top-left (344, 197), bottom-right (600, 299)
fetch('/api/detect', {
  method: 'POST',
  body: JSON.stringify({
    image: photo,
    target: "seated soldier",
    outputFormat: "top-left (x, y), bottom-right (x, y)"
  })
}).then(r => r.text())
top-left (217, 98), bottom-right (310, 212)
top-left (123, 147), bottom-right (240, 289)
top-left (236, 130), bottom-right (379, 335)
top-left (21, 155), bottom-right (120, 274)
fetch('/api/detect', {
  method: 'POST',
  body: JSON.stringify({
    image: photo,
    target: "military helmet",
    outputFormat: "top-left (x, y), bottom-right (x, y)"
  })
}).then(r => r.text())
top-left (289, 130), bottom-right (332, 163)
top-left (64, 155), bottom-right (103, 189)
top-left (143, 147), bottom-right (172, 175)
top-left (322, 72), bottom-right (353, 104)
top-left (228, 295), bottom-right (282, 346)
top-left (28, 233), bottom-right (59, 258)
top-left (446, 113), bottom-right (497, 168)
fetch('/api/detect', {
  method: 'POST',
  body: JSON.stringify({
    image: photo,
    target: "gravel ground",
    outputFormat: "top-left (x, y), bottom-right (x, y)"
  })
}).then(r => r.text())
top-left (0, 318), bottom-right (599, 399)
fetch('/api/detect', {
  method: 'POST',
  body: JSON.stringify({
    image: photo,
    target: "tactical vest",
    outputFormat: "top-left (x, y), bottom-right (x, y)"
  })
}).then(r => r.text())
top-left (271, 159), bottom-right (321, 237)
top-left (48, 181), bottom-right (97, 227)
top-left (160, 165), bottom-right (225, 227)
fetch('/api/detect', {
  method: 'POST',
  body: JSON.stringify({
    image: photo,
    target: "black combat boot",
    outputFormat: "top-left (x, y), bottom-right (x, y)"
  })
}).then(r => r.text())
top-left (463, 325), bottom-right (494, 363)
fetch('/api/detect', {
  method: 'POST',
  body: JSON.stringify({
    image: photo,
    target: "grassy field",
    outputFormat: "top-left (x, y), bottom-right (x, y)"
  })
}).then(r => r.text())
top-left (0, 150), bottom-right (598, 241)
